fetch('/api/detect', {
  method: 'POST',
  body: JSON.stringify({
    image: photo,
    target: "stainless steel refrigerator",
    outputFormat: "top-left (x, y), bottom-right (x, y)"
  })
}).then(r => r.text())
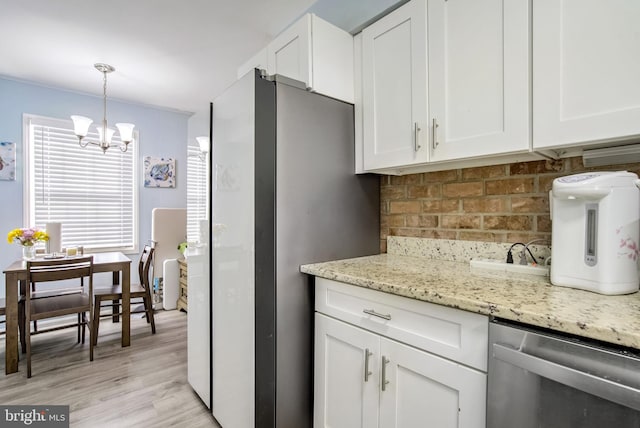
top-left (194, 69), bottom-right (379, 428)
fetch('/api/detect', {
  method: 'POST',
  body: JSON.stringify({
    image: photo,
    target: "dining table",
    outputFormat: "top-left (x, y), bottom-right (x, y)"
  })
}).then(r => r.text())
top-left (2, 251), bottom-right (132, 374)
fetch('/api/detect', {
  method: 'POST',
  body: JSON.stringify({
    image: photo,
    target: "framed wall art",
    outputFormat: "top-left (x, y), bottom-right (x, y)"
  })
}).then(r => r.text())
top-left (144, 156), bottom-right (176, 188)
top-left (0, 142), bottom-right (16, 181)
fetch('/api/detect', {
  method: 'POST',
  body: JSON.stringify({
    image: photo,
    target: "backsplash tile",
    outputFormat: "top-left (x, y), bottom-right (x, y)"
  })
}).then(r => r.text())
top-left (380, 156), bottom-right (640, 252)
top-left (386, 236), bottom-right (551, 263)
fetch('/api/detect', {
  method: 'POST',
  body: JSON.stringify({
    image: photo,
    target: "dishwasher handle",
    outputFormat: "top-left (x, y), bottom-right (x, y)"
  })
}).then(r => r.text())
top-left (493, 343), bottom-right (640, 412)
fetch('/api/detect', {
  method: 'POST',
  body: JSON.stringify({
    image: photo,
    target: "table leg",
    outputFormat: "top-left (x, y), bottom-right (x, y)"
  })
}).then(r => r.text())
top-left (121, 264), bottom-right (130, 347)
top-left (19, 280), bottom-right (26, 354)
top-left (5, 272), bottom-right (19, 374)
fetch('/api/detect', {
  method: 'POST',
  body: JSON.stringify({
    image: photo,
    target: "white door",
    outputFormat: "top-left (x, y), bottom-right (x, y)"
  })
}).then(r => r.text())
top-left (533, 0), bottom-right (640, 149)
top-left (428, 0), bottom-right (530, 162)
top-left (362, 0), bottom-right (429, 171)
top-left (314, 314), bottom-right (379, 428)
top-left (267, 14), bottom-right (311, 87)
top-left (378, 338), bottom-right (486, 428)
top-left (211, 71), bottom-right (256, 428)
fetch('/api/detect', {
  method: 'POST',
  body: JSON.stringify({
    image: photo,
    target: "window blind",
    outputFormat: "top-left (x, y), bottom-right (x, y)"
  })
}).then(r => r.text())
top-left (25, 115), bottom-right (138, 252)
top-left (186, 145), bottom-right (208, 243)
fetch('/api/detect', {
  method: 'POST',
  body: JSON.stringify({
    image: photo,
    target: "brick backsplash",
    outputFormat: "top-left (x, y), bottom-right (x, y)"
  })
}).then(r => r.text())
top-left (379, 157), bottom-right (640, 253)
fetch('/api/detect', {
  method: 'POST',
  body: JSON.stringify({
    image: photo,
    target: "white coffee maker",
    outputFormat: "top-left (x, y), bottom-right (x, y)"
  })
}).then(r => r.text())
top-left (550, 171), bottom-right (640, 295)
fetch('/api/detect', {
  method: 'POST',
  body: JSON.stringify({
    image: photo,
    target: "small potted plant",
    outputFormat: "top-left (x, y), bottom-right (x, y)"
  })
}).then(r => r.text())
top-left (7, 227), bottom-right (49, 260)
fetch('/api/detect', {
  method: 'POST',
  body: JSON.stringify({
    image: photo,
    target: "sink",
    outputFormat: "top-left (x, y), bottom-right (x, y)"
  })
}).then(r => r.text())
top-left (470, 258), bottom-right (550, 277)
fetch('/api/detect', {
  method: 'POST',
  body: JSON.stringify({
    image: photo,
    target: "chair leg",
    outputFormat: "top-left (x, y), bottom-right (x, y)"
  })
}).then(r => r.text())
top-left (143, 298), bottom-right (151, 324)
top-left (112, 299), bottom-right (120, 323)
top-left (144, 296), bottom-right (156, 334)
top-left (77, 313), bottom-right (81, 343)
top-left (81, 313), bottom-right (86, 345)
top-left (30, 283), bottom-right (37, 333)
top-left (88, 312), bottom-right (94, 362)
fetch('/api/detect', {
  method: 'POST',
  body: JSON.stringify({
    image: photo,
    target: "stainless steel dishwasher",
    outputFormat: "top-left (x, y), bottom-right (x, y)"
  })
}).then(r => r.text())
top-left (488, 319), bottom-right (640, 427)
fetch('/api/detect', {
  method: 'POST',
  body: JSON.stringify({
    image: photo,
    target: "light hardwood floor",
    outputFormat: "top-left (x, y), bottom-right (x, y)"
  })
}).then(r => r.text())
top-left (0, 310), bottom-right (220, 427)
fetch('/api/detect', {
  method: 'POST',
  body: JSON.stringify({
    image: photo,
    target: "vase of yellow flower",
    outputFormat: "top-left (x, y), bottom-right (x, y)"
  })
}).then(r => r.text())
top-left (22, 245), bottom-right (36, 260)
top-left (7, 227), bottom-right (49, 260)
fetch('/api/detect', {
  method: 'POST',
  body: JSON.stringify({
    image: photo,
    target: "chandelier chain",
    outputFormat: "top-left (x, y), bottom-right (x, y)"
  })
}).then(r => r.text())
top-left (102, 69), bottom-right (108, 145)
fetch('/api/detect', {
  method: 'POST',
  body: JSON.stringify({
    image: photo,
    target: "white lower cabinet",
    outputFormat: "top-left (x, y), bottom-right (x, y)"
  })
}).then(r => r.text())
top-left (378, 337), bottom-right (486, 428)
top-left (315, 314), bottom-right (379, 428)
top-left (314, 278), bottom-right (487, 428)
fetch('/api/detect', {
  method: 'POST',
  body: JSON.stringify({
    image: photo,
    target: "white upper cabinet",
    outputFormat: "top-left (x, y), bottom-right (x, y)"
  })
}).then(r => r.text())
top-left (265, 14), bottom-right (354, 103)
top-left (533, 0), bottom-right (640, 149)
top-left (268, 15), bottom-right (311, 85)
top-left (358, 0), bottom-right (534, 174)
top-left (362, 0), bottom-right (429, 171)
top-left (428, 0), bottom-right (530, 162)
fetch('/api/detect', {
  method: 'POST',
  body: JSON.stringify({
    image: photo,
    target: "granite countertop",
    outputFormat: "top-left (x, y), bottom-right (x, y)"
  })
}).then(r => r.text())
top-left (301, 237), bottom-right (640, 350)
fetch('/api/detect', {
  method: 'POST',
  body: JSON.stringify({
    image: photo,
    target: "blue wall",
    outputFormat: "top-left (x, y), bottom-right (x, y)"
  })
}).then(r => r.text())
top-left (0, 77), bottom-right (191, 296)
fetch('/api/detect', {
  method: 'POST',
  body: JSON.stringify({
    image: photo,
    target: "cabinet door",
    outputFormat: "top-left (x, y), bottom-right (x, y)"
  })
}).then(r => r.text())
top-left (267, 14), bottom-right (311, 87)
top-left (378, 338), bottom-right (486, 428)
top-left (428, 0), bottom-right (530, 162)
top-left (533, 0), bottom-right (640, 149)
top-left (362, 0), bottom-right (428, 170)
top-left (311, 16), bottom-right (355, 103)
top-left (315, 314), bottom-right (379, 428)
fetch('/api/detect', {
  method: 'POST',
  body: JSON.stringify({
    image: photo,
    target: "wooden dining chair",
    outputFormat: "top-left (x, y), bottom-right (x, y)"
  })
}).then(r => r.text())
top-left (0, 298), bottom-right (5, 335)
top-left (25, 256), bottom-right (94, 378)
top-left (92, 245), bottom-right (156, 344)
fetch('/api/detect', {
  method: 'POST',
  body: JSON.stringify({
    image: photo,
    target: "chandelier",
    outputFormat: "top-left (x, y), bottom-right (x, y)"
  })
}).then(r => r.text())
top-left (71, 63), bottom-right (134, 153)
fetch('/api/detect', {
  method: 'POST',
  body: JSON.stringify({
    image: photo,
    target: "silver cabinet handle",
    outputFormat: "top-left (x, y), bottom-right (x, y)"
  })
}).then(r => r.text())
top-left (381, 356), bottom-right (390, 391)
top-left (364, 348), bottom-right (373, 382)
top-left (432, 118), bottom-right (439, 149)
top-left (493, 343), bottom-right (640, 412)
top-left (414, 122), bottom-right (421, 152)
top-left (363, 309), bottom-right (391, 320)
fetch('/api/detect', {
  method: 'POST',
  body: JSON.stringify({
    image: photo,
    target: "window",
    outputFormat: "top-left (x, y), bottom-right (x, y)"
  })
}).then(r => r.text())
top-left (186, 144), bottom-right (208, 243)
top-left (24, 114), bottom-right (138, 253)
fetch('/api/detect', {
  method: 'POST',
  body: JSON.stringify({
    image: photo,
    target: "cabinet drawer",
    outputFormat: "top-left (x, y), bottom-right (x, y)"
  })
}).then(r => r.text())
top-left (315, 278), bottom-right (488, 371)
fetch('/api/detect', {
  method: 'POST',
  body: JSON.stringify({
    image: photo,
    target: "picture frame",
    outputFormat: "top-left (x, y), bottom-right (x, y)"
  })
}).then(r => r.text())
top-left (144, 156), bottom-right (176, 188)
top-left (0, 142), bottom-right (16, 181)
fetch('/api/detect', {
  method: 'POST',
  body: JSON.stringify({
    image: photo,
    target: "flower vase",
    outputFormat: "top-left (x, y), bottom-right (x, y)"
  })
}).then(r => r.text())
top-left (22, 245), bottom-right (36, 260)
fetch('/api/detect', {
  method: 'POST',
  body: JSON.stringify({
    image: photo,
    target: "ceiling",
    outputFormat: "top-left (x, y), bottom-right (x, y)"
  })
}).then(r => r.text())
top-left (0, 0), bottom-right (401, 116)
